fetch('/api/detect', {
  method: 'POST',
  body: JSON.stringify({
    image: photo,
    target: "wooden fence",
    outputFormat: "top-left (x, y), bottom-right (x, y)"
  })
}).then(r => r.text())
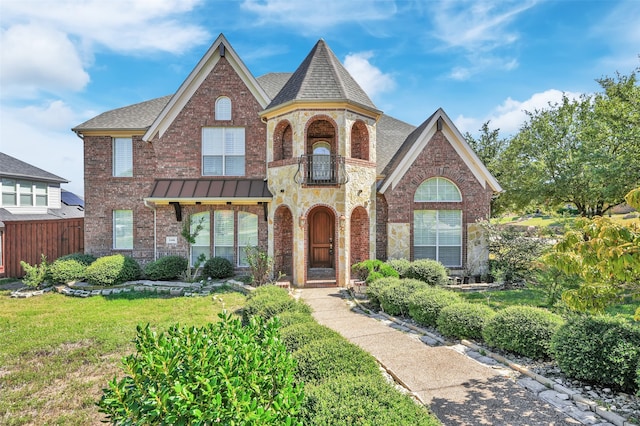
top-left (2, 218), bottom-right (84, 278)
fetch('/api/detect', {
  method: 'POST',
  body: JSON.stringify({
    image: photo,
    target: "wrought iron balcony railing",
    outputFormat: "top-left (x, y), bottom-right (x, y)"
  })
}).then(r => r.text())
top-left (294, 154), bottom-right (348, 185)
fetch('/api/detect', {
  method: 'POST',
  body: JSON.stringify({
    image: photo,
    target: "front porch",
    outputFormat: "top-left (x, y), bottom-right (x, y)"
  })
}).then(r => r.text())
top-left (276, 268), bottom-right (338, 288)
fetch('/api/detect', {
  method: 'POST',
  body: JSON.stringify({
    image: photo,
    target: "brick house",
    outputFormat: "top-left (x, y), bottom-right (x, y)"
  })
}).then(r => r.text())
top-left (72, 34), bottom-right (501, 287)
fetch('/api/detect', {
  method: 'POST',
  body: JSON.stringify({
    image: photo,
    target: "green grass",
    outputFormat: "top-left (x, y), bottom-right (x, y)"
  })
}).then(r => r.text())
top-left (460, 288), bottom-right (549, 310)
top-left (0, 289), bottom-right (246, 426)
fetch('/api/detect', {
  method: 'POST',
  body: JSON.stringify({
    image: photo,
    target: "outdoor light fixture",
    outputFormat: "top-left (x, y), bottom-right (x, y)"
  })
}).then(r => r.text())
top-left (299, 215), bottom-right (306, 228)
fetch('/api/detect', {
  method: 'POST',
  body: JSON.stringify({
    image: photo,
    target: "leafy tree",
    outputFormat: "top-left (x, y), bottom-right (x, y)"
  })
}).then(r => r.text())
top-left (499, 69), bottom-right (640, 216)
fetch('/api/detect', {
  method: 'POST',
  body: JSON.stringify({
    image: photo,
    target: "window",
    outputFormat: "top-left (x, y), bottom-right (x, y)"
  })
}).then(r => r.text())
top-left (215, 97), bottom-right (231, 120)
top-left (415, 177), bottom-right (461, 202)
top-left (311, 141), bottom-right (331, 181)
top-left (113, 137), bottom-right (133, 177)
top-left (202, 128), bottom-right (245, 176)
top-left (414, 210), bottom-right (462, 267)
top-left (35, 183), bottom-right (48, 206)
top-left (190, 212), bottom-right (210, 266)
top-left (238, 212), bottom-right (258, 266)
top-left (113, 210), bottom-right (133, 249)
top-left (2, 179), bottom-right (16, 206)
top-left (18, 180), bottom-right (32, 206)
top-left (214, 210), bottom-right (234, 263)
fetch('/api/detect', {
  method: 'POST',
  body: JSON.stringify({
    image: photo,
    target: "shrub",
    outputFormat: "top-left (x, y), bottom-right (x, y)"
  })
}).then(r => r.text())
top-left (276, 311), bottom-right (315, 328)
top-left (351, 259), bottom-right (399, 284)
top-left (279, 322), bottom-right (341, 352)
top-left (551, 315), bottom-right (640, 392)
top-left (379, 278), bottom-right (429, 317)
top-left (301, 374), bottom-right (439, 426)
top-left (436, 302), bottom-right (496, 340)
top-left (408, 287), bottom-right (463, 327)
top-left (98, 313), bottom-right (303, 425)
top-left (202, 256), bottom-right (234, 279)
top-left (48, 253), bottom-right (97, 284)
top-left (406, 259), bottom-right (448, 286)
top-left (244, 246), bottom-right (275, 286)
top-left (242, 285), bottom-right (312, 325)
top-left (365, 276), bottom-right (402, 310)
top-left (20, 254), bottom-right (49, 288)
top-left (143, 255), bottom-right (188, 281)
top-left (386, 258), bottom-right (412, 278)
top-left (293, 337), bottom-right (380, 384)
top-left (85, 254), bottom-right (141, 286)
top-left (483, 306), bottom-right (564, 360)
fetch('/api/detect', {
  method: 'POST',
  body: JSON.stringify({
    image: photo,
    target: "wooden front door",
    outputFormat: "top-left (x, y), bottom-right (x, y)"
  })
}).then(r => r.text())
top-left (309, 207), bottom-right (334, 268)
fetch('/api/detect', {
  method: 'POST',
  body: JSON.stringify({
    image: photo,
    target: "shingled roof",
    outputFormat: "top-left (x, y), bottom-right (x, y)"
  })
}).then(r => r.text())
top-left (265, 40), bottom-right (378, 112)
top-left (72, 95), bottom-right (171, 132)
top-left (0, 152), bottom-right (67, 183)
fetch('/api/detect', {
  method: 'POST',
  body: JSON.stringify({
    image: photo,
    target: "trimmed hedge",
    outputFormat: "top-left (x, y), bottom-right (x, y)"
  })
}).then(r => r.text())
top-left (279, 322), bottom-right (341, 352)
top-left (242, 285), bottom-right (311, 325)
top-left (352, 259), bottom-right (399, 284)
top-left (551, 315), bottom-right (640, 393)
top-left (406, 259), bottom-right (448, 286)
top-left (276, 311), bottom-right (316, 328)
top-left (85, 254), bottom-right (141, 286)
top-left (203, 256), bottom-right (234, 279)
top-left (483, 306), bottom-right (564, 360)
top-left (48, 253), bottom-right (97, 284)
top-left (408, 287), bottom-right (463, 327)
top-left (365, 277), bottom-right (402, 310)
top-left (301, 374), bottom-right (439, 426)
top-left (436, 302), bottom-right (496, 340)
top-left (379, 278), bottom-right (429, 317)
top-left (143, 255), bottom-right (188, 281)
top-left (293, 337), bottom-right (380, 384)
top-left (385, 258), bottom-right (412, 278)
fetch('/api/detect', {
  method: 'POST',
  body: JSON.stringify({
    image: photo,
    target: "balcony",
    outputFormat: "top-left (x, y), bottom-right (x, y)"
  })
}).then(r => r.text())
top-left (294, 154), bottom-right (348, 185)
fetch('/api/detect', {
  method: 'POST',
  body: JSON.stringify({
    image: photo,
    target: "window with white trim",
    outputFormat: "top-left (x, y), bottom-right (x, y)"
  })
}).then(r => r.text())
top-left (1, 179), bottom-right (49, 207)
top-left (2, 179), bottom-right (17, 206)
top-left (113, 137), bottom-right (133, 177)
top-left (35, 182), bottom-right (48, 206)
top-left (215, 97), bottom-right (231, 120)
top-left (18, 180), bottom-right (32, 206)
top-left (202, 127), bottom-right (245, 176)
top-left (113, 210), bottom-right (133, 249)
top-left (238, 212), bottom-right (258, 267)
top-left (214, 210), bottom-right (234, 263)
top-left (190, 212), bottom-right (211, 266)
top-left (414, 210), bottom-right (462, 267)
top-left (414, 177), bottom-right (461, 202)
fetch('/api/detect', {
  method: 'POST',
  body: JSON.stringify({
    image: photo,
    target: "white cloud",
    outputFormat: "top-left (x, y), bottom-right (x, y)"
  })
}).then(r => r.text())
top-left (240, 0), bottom-right (395, 32)
top-left (344, 52), bottom-right (395, 98)
top-left (455, 89), bottom-right (582, 136)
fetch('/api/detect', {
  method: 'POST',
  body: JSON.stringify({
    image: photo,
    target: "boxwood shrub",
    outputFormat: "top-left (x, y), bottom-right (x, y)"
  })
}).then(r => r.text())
top-left (408, 287), bottom-right (463, 327)
top-left (365, 276), bottom-right (402, 310)
top-left (279, 322), bottom-right (341, 352)
top-left (436, 302), bottom-right (496, 340)
top-left (48, 253), bottom-right (97, 284)
top-left (276, 311), bottom-right (315, 328)
top-left (242, 285), bottom-right (312, 325)
top-left (550, 315), bottom-right (640, 392)
top-left (483, 306), bottom-right (564, 360)
top-left (143, 255), bottom-right (188, 280)
top-left (202, 256), bottom-right (234, 279)
top-left (351, 259), bottom-right (399, 283)
top-left (385, 258), bottom-right (412, 278)
top-left (406, 259), bottom-right (448, 286)
top-left (98, 313), bottom-right (303, 425)
top-left (85, 254), bottom-right (141, 286)
top-left (293, 337), bottom-right (380, 384)
top-left (301, 374), bottom-right (439, 426)
top-left (379, 278), bottom-right (430, 317)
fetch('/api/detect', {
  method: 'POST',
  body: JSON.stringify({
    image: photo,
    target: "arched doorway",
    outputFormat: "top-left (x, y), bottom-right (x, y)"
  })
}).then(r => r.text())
top-left (308, 206), bottom-right (334, 268)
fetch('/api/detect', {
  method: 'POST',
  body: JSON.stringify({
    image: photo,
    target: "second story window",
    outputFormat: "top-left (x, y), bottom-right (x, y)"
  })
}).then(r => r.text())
top-left (215, 96), bottom-right (231, 120)
top-left (1, 179), bottom-right (17, 206)
top-left (113, 137), bottom-right (133, 177)
top-left (202, 127), bottom-right (245, 176)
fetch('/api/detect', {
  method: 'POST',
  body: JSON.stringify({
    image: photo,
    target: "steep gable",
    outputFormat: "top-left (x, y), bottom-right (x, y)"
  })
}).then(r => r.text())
top-left (0, 152), bottom-right (67, 183)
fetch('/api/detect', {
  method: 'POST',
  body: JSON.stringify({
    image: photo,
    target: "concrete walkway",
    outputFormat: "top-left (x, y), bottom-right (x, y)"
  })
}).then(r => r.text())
top-left (298, 287), bottom-right (594, 426)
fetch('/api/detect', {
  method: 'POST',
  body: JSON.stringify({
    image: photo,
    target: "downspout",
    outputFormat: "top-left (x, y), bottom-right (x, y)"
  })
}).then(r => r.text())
top-left (143, 199), bottom-right (157, 261)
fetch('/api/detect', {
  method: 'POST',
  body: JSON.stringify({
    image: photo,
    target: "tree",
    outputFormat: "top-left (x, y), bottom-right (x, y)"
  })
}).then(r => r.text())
top-left (499, 69), bottom-right (640, 216)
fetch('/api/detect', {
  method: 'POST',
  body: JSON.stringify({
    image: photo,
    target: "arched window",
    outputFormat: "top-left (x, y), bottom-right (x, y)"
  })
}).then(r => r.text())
top-left (414, 177), bottom-right (461, 202)
top-left (215, 96), bottom-right (231, 120)
top-left (311, 141), bottom-right (331, 181)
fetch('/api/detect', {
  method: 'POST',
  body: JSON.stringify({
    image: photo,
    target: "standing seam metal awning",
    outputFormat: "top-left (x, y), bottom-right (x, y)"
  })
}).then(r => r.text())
top-left (144, 178), bottom-right (272, 203)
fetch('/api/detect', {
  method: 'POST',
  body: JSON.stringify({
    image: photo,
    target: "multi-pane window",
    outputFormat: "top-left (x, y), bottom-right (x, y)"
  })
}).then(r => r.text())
top-left (238, 212), bottom-right (258, 266)
top-left (215, 97), bottom-right (231, 120)
top-left (35, 183), bottom-right (48, 206)
top-left (18, 180), bottom-right (33, 206)
top-left (113, 210), bottom-right (133, 249)
top-left (2, 179), bottom-right (17, 206)
top-left (214, 210), bottom-right (234, 263)
top-left (414, 177), bottom-right (461, 202)
top-left (190, 212), bottom-right (211, 266)
top-left (113, 137), bottom-right (133, 177)
top-left (414, 210), bottom-right (462, 267)
top-left (1, 179), bottom-right (48, 207)
top-left (202, 128), bottom-right (245, 176)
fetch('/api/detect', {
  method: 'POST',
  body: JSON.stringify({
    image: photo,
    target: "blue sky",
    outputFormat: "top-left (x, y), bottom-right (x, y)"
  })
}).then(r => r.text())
top-left (1, 0), bottom-right (638, 197)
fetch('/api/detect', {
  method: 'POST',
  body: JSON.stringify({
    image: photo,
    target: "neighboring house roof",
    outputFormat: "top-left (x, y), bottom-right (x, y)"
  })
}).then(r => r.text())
top-left (263, 39), bottom-right (379, 114)
top-left (142, 33), bottom-right (271, 141)
top-left (72, 96), bottom-right (171, 132)
top-left (145, 178), bottom-right (272, 203)
top-left (0, 152), bottom-right (68, 183)
top-left (378, 108), bottom-right (502, 193)
top-left (61, 189), bottom-right (85, 208)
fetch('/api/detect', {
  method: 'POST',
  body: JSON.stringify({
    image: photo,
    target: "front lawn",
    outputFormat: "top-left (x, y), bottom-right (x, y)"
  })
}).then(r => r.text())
top-left (0, 289), bottom-right (246, 425)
